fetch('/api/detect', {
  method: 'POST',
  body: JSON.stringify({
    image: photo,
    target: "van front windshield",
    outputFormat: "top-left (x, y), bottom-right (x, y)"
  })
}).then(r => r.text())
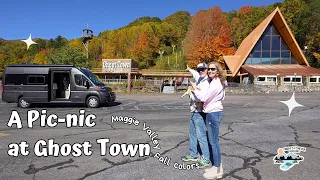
top-left (79, 68), bottom-right (104, 86)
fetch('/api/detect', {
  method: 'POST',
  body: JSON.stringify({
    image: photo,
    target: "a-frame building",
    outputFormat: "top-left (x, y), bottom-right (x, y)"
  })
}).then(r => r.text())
top-left (224, 7), bottom-right (320, 89)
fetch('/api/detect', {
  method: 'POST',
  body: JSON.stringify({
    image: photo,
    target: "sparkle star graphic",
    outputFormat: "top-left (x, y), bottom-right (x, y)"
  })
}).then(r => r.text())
top-left (280, 91), bottom-right (304, 117)
top-left (21, 34), bottom-right (37, 50)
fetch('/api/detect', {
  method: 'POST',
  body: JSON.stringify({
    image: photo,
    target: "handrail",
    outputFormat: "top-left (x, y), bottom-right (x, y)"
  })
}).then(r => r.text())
top-left (91, 68), bottom-right (139, 73)
top-left (90, 68), bottom-right (232, 75)
top-left (140, 69), bottom-right (187, 72)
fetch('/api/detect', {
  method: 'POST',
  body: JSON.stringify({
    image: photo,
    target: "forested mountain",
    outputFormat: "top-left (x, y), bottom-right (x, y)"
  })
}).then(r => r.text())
top-left (125, 16), bottom-right (162, 27)
top-left (0, 0), bottom-right (319, 73)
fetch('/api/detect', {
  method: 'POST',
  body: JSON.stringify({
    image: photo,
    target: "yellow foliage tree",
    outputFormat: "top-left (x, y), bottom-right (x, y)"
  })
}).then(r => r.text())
top-left (69, 38), bottom-right (83, 50)
top-left (33, 50), bottom-right (48, 64)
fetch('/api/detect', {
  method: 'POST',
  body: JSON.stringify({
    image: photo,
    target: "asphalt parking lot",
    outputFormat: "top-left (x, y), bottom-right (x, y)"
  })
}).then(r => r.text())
top-left (0, 92), bottom-right (319, 180)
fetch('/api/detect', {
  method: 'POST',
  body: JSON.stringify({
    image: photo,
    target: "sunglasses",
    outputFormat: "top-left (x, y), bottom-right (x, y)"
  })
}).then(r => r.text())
top-left (197, 68), bottom-right (207, 72)
top-left (208, 68), bottom-right (216, 71)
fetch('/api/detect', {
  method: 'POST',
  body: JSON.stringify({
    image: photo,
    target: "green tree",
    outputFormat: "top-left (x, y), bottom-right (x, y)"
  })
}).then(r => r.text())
top-left (281, 0), bottom-right (306, 34)
top-left (47, 46), bottom-right (89, 68)
top-left (295, 0), bottom-right (320, 49)
top-left (163, 11), bottom-right (191, 37)
top-left (230, 6), bottom-right (255, 48)
top-left (126, 16), bottom-right (161, 27)
top-left (46, 35), bottom-right (68, 49)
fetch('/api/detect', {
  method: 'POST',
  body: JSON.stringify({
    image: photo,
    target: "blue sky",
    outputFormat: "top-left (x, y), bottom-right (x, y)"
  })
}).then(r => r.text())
top-left (0, 0), bottom-right (282, 40)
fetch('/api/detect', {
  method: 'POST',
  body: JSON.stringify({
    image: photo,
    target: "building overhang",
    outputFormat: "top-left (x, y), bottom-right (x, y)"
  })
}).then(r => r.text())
top-left (241, 65), bottom-right (320, 77)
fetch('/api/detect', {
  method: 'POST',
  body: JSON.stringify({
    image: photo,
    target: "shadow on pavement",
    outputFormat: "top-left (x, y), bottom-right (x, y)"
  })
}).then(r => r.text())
top-left (28, 101), bottom-right (122, 108)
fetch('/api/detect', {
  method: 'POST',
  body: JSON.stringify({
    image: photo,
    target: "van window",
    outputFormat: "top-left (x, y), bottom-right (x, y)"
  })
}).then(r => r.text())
top-left (75, 74), bottom-right (89, 86)
top-left (5, 74), bottom-right (27, 85)
top-left (74, 74), bottom-right (83, 86)
top-left (74, 74), bottom-right (91, 87)
top-left (27, 75), bottom-right (45, 84)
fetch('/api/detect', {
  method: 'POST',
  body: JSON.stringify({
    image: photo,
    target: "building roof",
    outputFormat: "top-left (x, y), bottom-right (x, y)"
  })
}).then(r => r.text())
top-left (224, 7), bottom-right (310, 77)
top-left (241, 65), bottom-right (320, 76)
top-left (102, 59), bottom-right (133, 61)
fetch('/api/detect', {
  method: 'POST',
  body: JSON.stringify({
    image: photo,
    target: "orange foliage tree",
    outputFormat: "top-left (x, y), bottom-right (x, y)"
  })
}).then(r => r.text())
top-left (183, 7), bottom-right (235, 67)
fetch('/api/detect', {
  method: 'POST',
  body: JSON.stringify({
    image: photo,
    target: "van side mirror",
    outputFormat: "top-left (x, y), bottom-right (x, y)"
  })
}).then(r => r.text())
top-left (85, 81), bottom-right (90, 89)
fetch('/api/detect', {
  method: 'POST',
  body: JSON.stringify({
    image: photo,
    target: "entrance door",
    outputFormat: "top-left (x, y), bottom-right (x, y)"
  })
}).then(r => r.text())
top-left (50, 69), bottom-right (71, 101)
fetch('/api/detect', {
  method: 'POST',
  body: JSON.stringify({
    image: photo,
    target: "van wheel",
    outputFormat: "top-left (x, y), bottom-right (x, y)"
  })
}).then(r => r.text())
top-left (86, 96), bottom-right (99, 108)
top-left (18, 97), bottom-right (31, 108)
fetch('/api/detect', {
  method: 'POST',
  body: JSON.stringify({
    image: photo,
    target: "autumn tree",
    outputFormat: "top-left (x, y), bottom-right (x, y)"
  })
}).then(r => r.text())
top-left (88, 36), bottom-right (102, 61)
top-left (101, 30), bottom-right (118, 59)
top-left (183, 10), bottom-right (207, 65)
top-left (231, 6), bottom-right (255, 48)
top-left (69, 38), bottom-right (83, 50)
top-left (183, 7), bottom-right (235, 66)
top-left (130, 23), bottom-right (160, 68)
top-left (280, 0), bottom-right (306, 34)
top-left (33, 49), bottom-right (48, 64)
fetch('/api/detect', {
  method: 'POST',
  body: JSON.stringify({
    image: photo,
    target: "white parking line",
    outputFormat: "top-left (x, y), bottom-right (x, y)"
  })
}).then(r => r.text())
top-left (121, 102), bottom-right (134, 106)
top-left (0, 131), bottom-right (9, 137)
top-left (243, 101), bottom-right (254, 107)
top-left (162, 101), bottom-right (185, 105)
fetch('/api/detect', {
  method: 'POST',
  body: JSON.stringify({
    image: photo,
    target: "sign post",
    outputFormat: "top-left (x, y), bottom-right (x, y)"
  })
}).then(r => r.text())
top-left (127, 72), bottom-right (131, 93)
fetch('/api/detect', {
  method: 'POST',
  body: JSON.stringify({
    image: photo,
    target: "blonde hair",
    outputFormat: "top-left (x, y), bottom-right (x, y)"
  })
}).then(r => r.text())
top-left (208, 62), bottom-right (227, 89)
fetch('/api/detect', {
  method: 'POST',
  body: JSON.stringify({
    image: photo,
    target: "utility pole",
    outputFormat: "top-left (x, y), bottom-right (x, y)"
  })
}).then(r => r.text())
top-left (172, 44), bottom-right (176, 54)
top-left (158, 50), bottom-right (164, 57)
top-left (175, 52), bottom-right (178, 65)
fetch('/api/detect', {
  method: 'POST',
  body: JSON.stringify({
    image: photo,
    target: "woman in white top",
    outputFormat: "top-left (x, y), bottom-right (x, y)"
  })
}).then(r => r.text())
top-left (191, 62), bottom-right (227, 179)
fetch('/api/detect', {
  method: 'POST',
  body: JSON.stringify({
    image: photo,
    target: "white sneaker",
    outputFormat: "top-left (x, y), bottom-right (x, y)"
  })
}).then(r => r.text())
top-left (205, 163), bottom-right (223, 173)
top-left (204, 166), bottom-right (216, 173)
top-left (203, 166), bottom-right (223, 179)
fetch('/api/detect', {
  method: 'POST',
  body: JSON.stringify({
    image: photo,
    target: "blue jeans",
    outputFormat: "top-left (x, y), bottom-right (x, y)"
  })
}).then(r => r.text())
top-left (189, 112), bottom-right (210, 163)
top-left (206, 111), bottom-right (224, 167)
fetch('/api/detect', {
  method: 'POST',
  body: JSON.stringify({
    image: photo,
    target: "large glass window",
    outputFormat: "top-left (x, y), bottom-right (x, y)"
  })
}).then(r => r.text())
top-left (244, 23), bottom-right (298, 65)
top-left (262, 36), bottom-right (271, 50)
top-left (245, 54), bottom-right (252, 64)
top-left (281, 51), bottom-right (290, 64)
top-left (262, 51), bottom-right (271, 64)
top-left (252, 52), bottom-right (261, 64)
top-left (272, 36), bottom-right (280, 50)
top-left (271, 51), bottom-right (281, 64)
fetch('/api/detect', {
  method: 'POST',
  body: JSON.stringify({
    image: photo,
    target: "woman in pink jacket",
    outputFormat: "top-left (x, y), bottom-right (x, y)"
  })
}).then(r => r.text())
top-left (191, 61), bottom-right (227, 179)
